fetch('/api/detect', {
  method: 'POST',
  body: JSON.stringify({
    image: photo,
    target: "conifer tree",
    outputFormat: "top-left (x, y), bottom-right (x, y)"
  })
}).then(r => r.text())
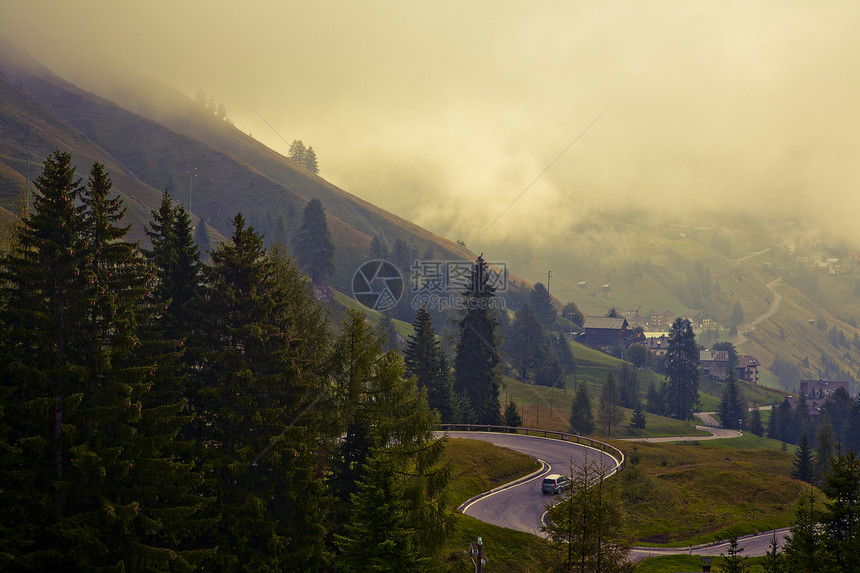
top-left (783, 488), bottom-right (824, 570)
top-left (504, 400), bottom-right (523, 429)
top-left (791, 434), bottom-right (816, 483)
top-left (454, 255), bottom-right (502, 425)
top-left (145, 191), bottom-right (202, 343)
top-left (718, 371), bottom-right (747, 430)
top-left (304, 146), bottom-right (319, 174)
top-left (598, 372), bottom-right (623, 436)
top-left (816, 413), bottom-right (834, 482)
top-left (820, 447), bottom-right (860, 571)
top-left (289, 139), bottom-right (307, 163)
top-left (749, 407), bottom-right (764, 437)
top-left (331, 309), bottom-right (451, 561)
top-left (292, 198), bottom-right (336, 284)
top-left (570, 384), bottom-right (595, 435)
top-left (530, 282), bottom-right (557, 329)
top-left (618, 363), bottom-right (639, 409)
top-left (369, 234), bottom-right (388, 259)
top-left (507, 303), bottom-right (547, 381)
top-left (404, 307), bottom-right (454, 422)
top-left (630, 403), bottom-right (647, 433)
top-left (664, 317), bottom-right (700, 420)
top-left (192, 213), bottom-right (332, 569)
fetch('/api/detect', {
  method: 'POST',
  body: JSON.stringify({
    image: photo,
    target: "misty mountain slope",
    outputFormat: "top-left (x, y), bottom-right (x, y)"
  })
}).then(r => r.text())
top-left (0, 43), bottom-right (476, 297)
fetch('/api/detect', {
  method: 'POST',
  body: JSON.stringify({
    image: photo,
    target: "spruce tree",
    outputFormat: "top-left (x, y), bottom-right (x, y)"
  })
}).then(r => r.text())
top-left (718, 371), bottom-right (747, 430)
top-left (504, 400), bottom-right (523, 429)
top-left (331, 309), bottom-right (451, 561)
top-left (791, 434), bottom-right (816, 483)
top-left (304, 146), bottom-right (319, 174)
top-left (369, 234), bottom-right (388, 259)
top-left (288, 139), bottom-right (307, 163)
top-left (193, 219), bottom-right (211, 257)
top-left (598, 372), bottom-right (623, 436)
top-left (530, 282), bottom-right (557, 329)
top-left (664, 317), bottom-right (700, 420)
top-left (570, 385), bottom-right (595, 435)
top-left (618, 363), bottom-right (639, 409)
top-left (404, 307), bottom-right (454, 422)
top-left (749, 407), bottom-right (764, 437)
top-left (507, 303), bottom-right (547, 381)
top-left (815, 413), bottom-right (834, 483)
top-left (820, 447), bottom-right (860, 571)
top-left (192, 213), bottom-right (332, 569)
top-left (292, 198), bottom-right (335, 284)
top-left (630, 403), bottom-right (647, 433)
top-left (454, 255), bottom-right (502, 425)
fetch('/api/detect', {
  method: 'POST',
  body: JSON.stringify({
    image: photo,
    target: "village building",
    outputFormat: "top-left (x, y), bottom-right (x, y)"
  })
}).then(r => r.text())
top-left (581, 316), bottom-right (628, 349)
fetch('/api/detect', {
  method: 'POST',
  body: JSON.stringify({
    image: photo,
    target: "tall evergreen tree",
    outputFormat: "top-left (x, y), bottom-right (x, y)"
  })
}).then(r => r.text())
top-left (369, 234), bottom-right (388, 260)
top-left (292, 198), bottom-right (336, 284)
top-left (507, 303), bottom-right (547, 381)
top-left (504, 400), bottom-right (523, 429)
top-left (618, 363), bottom-right (639, 409)
top-left (304, 146), bottom-right (319, 174)
top-left (530, 282), bottom-right (557, 329)
top-left (767, 402), bottom-right (780, 440)
top-left (570, 385), bottom-right (595, 435)
top-left (749, 407), bottom-right (764, 437)
top-left (192, 213), bottom-right (332, 569)
top-left (145, 191), bottom-right (202, 343)
top-left (815, 413), bottom-right (834, 483)
top-left (598, 372), bottom-right (623, 436)
top-left (289, 139), bottom-right (307, 163)
top-left (453, 255), bottom-right (502, 425)
top-left (791, 434), bottom-right (816, 483)
top-left (820, 447), bottom-right (860, 571)
top-left (330, 310), bottom-right (451, 561)
top-left (630, 402), bottom-right (647, 433)
top-left (718, 371), bottom-right (747, 431)
top-left (404, 307), bottom-right (454, 422)
top-left (193, 219), bottom-right (211, 257)
top-left (664, 317), bottom-right (700, 420)
top-left (783, 488), bottom-right (824, 571)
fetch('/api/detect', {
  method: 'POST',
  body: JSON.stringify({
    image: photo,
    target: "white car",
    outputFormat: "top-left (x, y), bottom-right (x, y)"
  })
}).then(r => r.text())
top-left (541, 474), bottom-right (571, 495)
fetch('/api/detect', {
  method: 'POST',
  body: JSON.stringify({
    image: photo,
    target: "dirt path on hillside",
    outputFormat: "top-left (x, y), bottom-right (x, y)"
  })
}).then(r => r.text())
top-left (731, 277), bottom-right (783, 346)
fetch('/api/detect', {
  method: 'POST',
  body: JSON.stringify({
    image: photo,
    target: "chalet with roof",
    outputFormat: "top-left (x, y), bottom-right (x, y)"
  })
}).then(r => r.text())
top-left (647, 310), bottom-right (675, 331)
top-left (700, 350), bottom-right (730, 380)
top-left (582, 316), bottom-right (628, 349)
top-left (736, 355), bottom-right (760, 384)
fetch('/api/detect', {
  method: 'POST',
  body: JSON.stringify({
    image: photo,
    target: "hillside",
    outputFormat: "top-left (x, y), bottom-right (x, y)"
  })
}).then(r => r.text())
top-left (0, 40), bottom-right (479, 304)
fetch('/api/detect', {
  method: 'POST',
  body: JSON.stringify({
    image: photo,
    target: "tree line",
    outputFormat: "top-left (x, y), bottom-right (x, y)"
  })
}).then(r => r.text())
top-left (0, 152), bottom-right (448, 571)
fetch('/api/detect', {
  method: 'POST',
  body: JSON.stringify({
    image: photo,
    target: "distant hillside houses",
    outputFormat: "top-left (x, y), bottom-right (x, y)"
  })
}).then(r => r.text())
top-left (700, 350), bottom-right (760, 383)
top-left (799, 378), bottom-right (850, 399)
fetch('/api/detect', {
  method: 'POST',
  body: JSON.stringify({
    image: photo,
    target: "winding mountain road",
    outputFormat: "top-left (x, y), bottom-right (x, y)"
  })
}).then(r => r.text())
top-left (732, 277), bottom-right (784, 346)
top-left (443, 431), bottom-right (620, 536)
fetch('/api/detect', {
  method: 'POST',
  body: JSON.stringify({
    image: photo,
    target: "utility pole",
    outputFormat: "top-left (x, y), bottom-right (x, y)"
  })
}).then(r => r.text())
top-left (186, 168), bottom-right (197, 213)
top-left (469, 536), bottom-right (488, 572)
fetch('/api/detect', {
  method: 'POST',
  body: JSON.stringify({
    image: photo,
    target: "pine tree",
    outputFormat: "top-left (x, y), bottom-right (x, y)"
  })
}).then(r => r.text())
top-left (193, 219), bottom-right (211, 257)
top-left (333, 449), bottom-right (422, 572)
top-left (369, 234), bottom-right (388, 259)
top-left (331, 309), bottom-right (451, 561)
top-left (719, 537), bottom-right (751, 573)
top-left (304, 146), bottom-right (319, 174)
top-left (618, 363), bottom-right (639, 409)
top-left (718, 371), bottom-right (747, 431)
top-left (761, 534), bottom-right (783, 573)
top-left (749, 407), bottom-right (764, 437)
top-left (767, 402), bottom-right (780, 440)
top-left (292, 198), bottom-right (336, 284)
top-left (664, 318), bottom-right (700, 420)
top-left (289, 139), bottom-right (307, 164)
top-left (820, 447), bottom-right (860, 571)
top-left (404, 307), bottom-right (454, 422)
top-left (145, 191), bottom-right (202, 343)
top-left (791, 433), bottom-right (816, 483)
top-left (783, 488), bottom-right (824, 571)
top-left (530, 282), bottom-right (557, 329)
top-left (815, 413), bottom-right (834, 483)
top-left (192, 213), bottom-right (332, 569)
top-left (504, 400), bottom-right (523, 429)
top-left (630, 403), bottom-right (647, 433)
top-left (598, 372), bottom-right (623, 436)
top-left (570, 384), bottom-right (595, 435)
top-left (272, 212), bottom-right (288, 249)
top-left (453, 255), bottom-right (502, 425)
top-left (507, 303), bottom-right (547, 381)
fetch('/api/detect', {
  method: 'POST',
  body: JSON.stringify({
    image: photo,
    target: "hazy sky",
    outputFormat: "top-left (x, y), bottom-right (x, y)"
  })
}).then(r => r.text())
top-left (3, 1), bottom-right (860, 257)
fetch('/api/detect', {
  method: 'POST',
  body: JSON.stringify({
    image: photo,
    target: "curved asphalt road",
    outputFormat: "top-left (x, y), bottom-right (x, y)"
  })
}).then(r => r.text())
top-left (442, 431), bottom-right (621, 536)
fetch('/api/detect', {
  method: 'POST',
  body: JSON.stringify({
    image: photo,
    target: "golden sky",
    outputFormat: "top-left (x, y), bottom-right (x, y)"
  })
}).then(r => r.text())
top-left (3, 1), bottom-right (860, 258)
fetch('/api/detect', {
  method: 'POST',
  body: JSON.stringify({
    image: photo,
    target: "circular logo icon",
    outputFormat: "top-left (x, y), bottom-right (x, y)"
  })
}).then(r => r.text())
top-left (352, 260), bottom-right (404, 312)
